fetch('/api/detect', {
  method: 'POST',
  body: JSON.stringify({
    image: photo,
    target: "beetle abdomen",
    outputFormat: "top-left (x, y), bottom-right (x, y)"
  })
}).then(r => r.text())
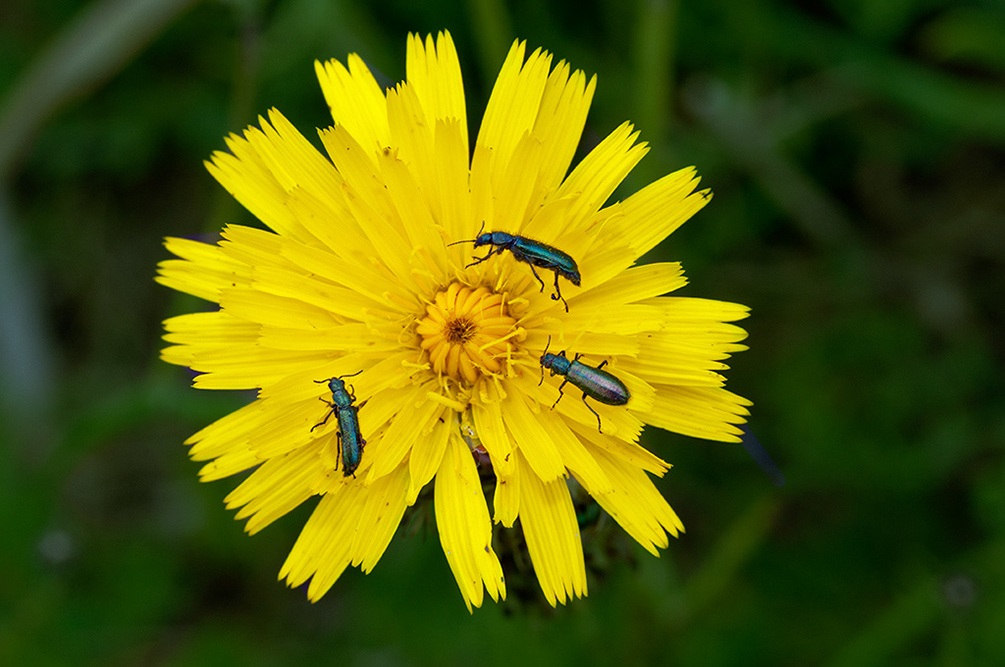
top-left (568, 362), bottom-right (630, 405)
top-left (336, 406), bottom-right (365, 475)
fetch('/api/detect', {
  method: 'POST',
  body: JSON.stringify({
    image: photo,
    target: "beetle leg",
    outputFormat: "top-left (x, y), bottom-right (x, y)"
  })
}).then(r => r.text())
top-left (465, 252), bottom-right (491, 268)
top-left (465, 246), bottom-right (500, 268)
top-left (550, 272), bottom-right (569, 312)
top-left (550, 378), bottom-right (569, 409)
top-left (526, 262), bottom-right (547, 292)
top-left (596, 359), bottom-right (608, 369)
top-left (581, 393), bottom-right (604, 433)
top-left (335, 428), bottom-right (343, 472)
top-left (312, 399), bottom-right (337, 432)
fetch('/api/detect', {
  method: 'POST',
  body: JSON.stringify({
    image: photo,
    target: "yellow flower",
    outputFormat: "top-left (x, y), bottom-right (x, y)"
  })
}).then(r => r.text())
top-left (157, 31), bottom-right (751, 611)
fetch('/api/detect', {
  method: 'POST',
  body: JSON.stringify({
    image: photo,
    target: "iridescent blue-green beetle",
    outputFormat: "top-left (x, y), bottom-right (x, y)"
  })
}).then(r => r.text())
top-left (539, 337), bottom-right (630, 432)
top-left (449, 223), bottom-right (581, 311)
top-left (312, 370), bottom-right (365, 477)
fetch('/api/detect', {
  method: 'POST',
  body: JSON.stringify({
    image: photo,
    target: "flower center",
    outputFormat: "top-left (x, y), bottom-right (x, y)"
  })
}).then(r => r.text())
top-left (416, 283), bottom-right (523, 383)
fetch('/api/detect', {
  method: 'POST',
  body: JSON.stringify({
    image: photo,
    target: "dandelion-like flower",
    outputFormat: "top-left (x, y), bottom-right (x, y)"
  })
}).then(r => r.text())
top-left (157, 31), bottom-right (751, 610)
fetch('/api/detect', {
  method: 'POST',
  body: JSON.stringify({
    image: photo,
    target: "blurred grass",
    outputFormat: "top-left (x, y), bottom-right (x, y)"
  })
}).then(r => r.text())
top-left (2, 0), bottom-right (1004, 664)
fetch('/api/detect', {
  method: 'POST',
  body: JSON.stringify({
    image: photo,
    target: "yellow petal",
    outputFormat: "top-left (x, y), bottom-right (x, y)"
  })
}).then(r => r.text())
top-left (375, 136), bottom-right (448, 270)
top-left (515, 451), bottom-right (587, 606)
top-left (577, 445), bottom-right (684, 555)
top-left (472, 41), bottom-right (550, 194)
top-left (433, 118), bottom-right (474, 243)
top-left (470, 383), bottom-right (514, 476)
top-left (257, 358), bottom-right (367, 405)
top-left (356, 383), bottom-right (421, 434)
top-left (561, 303), bottom-right (669, 335)
top-left (156, 237), bottom-right (250, 302)
top-left (530, 63), bottom-right (596, 197)
top-left (648, 295), bottom-right (751, 323)
top-left (493, 460), bottom-right (520, 528)
top-left (279, 235), bottom-right (410, 306)
top-left (248, 397), bottom-right (332, 460)
top-left (646, 385), bottom-right (752, 442)
top-left (491, 130), bottom-right (549, 234)
top-left (529, 330), bottom-right (640, 359)
top-left (185, 398), bottom-right (265, 460)
top-left (256, 323), bottom-right (392, 353)
top-left (406, 405), bottom-right (451, 503)
top-left (318, 126), bottom-right (414, 283)
top-left (283, 184), bottom-right (376, 263)
top-left (188, 348), bottom-right (326, 391)
top-left (365, 385), bottom-right (442, 482)
top-left (553, 121), bottom-right (647, 239)
top-left (572, 262), bottom-right (686, 309)
top-left (435, 433), bottom-right (506, 611)
top-left (566, 418), bottom-right (671, 476)
top-left (226, 442), bottom-right (319, 535)
top-left (281, 462), bottom-right (410, 600)
top-left (197, 448), bottom-right (259, 482)
top-left (249, 263), bottom-right (385, 321)
top-left (618, 369), bottom-right (657, 415)
top-left (206, 118), bottom-right (323, 242)
top-left (315, 54), bottom-right (390, 152)
top-left (407, 32), bottom-right (467, 149)
top-left (536, 410), bottom-right (612, 495)
top-left (162, 311), bottom-right (259, 357)
top-left (219, 284), bottom-right (339, 328)
top-left (258, 108), bottom-right (346, 203)
top-left (584, 167), bottom-right (707, 287)
top-left (501, 389), bottom-right (566, 482)
top-left (280, 486), bottom-right (353, 596)
top-left (350, 462), bottom-right (411, 572)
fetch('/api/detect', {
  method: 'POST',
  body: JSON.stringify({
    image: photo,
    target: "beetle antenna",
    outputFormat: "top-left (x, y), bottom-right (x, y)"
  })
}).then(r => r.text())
top-left (446, 221), bottom-right (486, 246)
top-left (538, 335), bottom-right (551, 386)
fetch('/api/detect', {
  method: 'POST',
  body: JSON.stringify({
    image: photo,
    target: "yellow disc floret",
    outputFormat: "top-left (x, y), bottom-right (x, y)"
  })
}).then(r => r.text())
top-left (416, 283), bottom-right (523, 384)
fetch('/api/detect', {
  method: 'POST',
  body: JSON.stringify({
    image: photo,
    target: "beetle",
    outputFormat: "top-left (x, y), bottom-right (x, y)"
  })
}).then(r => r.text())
top-left (448, 223), bottom-right (581, 311)
top-left (312, 370), bottom-right (365, 477)
top-left (538, 337), bottom-right (630, 432)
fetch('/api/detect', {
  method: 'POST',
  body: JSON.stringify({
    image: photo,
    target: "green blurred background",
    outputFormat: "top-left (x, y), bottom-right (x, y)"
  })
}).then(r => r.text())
top-left (2, 0), bottom-right (1003, 664)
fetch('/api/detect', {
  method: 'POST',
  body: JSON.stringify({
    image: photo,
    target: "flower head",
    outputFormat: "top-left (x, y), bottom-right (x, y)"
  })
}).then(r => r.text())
top-left (157, 31), bottom-right (751, 610)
